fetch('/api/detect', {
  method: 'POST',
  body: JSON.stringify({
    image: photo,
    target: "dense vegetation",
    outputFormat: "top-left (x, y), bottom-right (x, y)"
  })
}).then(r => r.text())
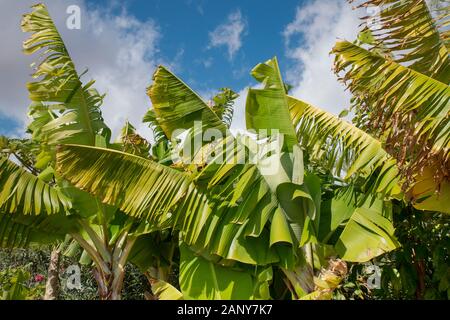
top-left (0, 0), bottom-right (448, 300)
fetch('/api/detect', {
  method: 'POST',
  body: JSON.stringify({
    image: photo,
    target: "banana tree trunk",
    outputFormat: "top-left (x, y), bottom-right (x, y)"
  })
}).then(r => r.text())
top-left (71, 227), bottom-right (136, 300)
top-left (91, 235), bottom-right (136, 300)
top-left (282, 245), bottom-right (316, 299)
top-left (44, 247), bottom-right (61, 300)
top-left (93, 267), bottom-right (125, 300)
top-left (282, 265), bottom-right (315, 299)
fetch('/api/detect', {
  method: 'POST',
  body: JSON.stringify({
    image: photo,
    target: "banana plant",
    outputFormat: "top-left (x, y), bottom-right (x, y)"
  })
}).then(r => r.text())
top-left (2, 1), bottom-right (446, 301)
top-left (1, 4), bottom-right (179, 300)
top-left (56, 55), bottom-right (402, 299)
top-left (334, 0), bottom-right (450, 213)
top-left (328, 0), bottom-right (450, 299)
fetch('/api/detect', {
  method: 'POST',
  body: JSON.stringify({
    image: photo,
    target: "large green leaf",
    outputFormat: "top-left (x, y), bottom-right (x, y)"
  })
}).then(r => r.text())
top-left (56, 145), bottom-right (191, 225)
top-left (0, 214), bottom-right (32, 248)
top-left (179, 244), bottom-right (257, 300)
top-left (246, 58), bottom-right (298, 151)
top-left (147, 66), bottom-right (227, 139)
top-left (0, 157), bottom-right (78, 248)
top-left (22, 4), bottom-right (110, 146)
top-left (288, 96), bottom-right (403, 197)
top-left (0, 211), bottom-right (78, 248)
top-left (22, 3), bottom-right (117, 229)
top-left (0, 157), bottom-right (71, 215)
top-left (327, 191), bottom-right (400, 262)
top-left (334, 41), bottom-right (449, 150)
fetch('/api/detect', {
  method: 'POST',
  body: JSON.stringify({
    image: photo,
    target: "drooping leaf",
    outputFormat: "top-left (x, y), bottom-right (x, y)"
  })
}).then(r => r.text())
top-left (289, 96), bottom-right (402, 197)
top-left (350, 0), bottom-right (450, 82)
top-left (333, 40), bottom-right (450, 153)
top-left (0, 157), bottom-right (71, 216)
top-left (0, 211), bottom-right (78, 248)
top-left (333, 40), bottom-right (449, 194)
top-left (56, 145), bottom-right (191, 225)
top-left (179, 244), bottom-right (255, 300)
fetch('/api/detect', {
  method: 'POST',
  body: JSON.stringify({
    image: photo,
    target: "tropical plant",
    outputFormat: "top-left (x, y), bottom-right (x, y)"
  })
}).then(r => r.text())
top-left (0, 3), bottom-right (178, 300)
top-left (1, 0), bottom-right (448, 301)
top-left (55, 53), bottom-right (405, 299)
top-left (0, 265), bottom-right (45, 300)
top-left (55, 0), bottom-right (450, 297)
top-left (330, 0), bottom-right (450, 299)
top-left (334, 0), bottom-right (450, 212)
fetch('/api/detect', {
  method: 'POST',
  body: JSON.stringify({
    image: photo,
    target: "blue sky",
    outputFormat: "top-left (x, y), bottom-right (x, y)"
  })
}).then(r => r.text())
top-left (91, 0), bottom-right (304, 91)
top-left (0, 0), bottom-right (362, 139)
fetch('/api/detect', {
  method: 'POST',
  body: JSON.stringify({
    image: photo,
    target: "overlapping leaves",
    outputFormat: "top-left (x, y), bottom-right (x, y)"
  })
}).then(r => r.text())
top-left (147, 66), bottom-right (227, 139)
top-left (351, 0), bottom-right (449, 82)
top-left (333, 40), bottom-right (449, 193)
top-left (289, 97), bottom-right (402, 197)
top-left (0, 157), bottom-right (75, 247)
top-left (0, 157), bottom-right (71, 215)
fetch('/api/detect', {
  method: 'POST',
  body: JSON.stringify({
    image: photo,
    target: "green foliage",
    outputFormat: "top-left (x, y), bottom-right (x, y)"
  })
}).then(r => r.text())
top-left (333, 40), bottom-right (449, 155)
top-left (331, 206), bottom-right (450, 300)
top-left (179, 245), bottom-right (255, 300)
top-left (57, 56), bottom-right (402, 300)
top-left (147, 65), bottom-right (227, 139)
top-left (351, 0), bottom-right (449, 82)
top-left (335, 1), bottom-right (450, 196)
top-left (22, 4), bottom-right (111, 146)
top-left (321, 190), bottom-right (400, 262)
top-left (376, 207), bottom-right (449, 300)
top-left (0, 0), bottom-right (447, 301)
top-left (288, 97), bottom-right (402, 197)
top-left (0, 248), bottom-right (151, 300)
top-left (210, 88), bottom-right (239, 128)
top-left (0, 265), bottom-right (45, 300)
top-left (246, 57), bottom-right (298, 151)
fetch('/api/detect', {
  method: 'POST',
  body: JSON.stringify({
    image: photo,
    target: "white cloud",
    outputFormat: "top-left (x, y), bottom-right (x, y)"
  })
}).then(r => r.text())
top-left (283, 1), bottom-right (362, 116)
top-left (208, 9), bottom-right (247, 60)
top-left (0, 0), bottom-right (165, 140)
